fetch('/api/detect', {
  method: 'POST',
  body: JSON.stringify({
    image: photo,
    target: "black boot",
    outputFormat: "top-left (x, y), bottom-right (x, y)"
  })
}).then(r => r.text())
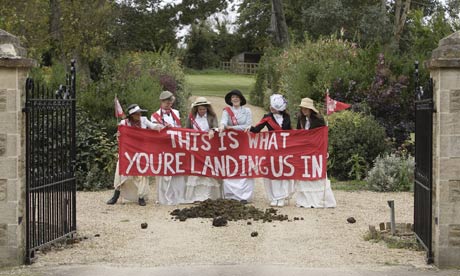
top-left (107, 190), bottom-right (120, 205)
top-left (138, 197), bottom-right (146, 206)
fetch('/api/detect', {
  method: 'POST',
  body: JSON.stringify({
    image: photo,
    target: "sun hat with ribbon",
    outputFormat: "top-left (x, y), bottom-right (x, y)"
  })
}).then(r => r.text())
top-left (159, 90), bottom-right (174, 101)
top-left (192, 96), bottom-right (212, 107)
top-left (270, 94), bottom-right (287, 112)
top-left (127, 104), bottom-right (147, 116)
top-left (298, 97), bottom-right (319, 114)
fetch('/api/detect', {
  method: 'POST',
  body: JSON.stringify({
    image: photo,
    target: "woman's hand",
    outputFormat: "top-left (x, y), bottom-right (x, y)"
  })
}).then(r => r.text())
top-left (244, 126), bottom-right (252, 132)
top-left (208, 129), bottom-right (215, 139)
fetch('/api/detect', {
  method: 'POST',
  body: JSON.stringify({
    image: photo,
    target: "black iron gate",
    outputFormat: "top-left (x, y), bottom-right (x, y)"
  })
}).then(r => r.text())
top-left (23, 61), bottom-right (77, 264)
top-left (413, 61), bottom-right (434, 263)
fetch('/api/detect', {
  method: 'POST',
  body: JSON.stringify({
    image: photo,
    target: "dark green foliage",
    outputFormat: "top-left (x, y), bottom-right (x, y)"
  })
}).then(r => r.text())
top-left (252, 37), bottom-right (375, 113)
top-left (183, 22), bottom-right (221, 69)
top-left (79, 51), bottom-right (189, 135)
top-left (111, 1), bottom-right (178, 52)
top-left (328, 111), bottom-right (389, 181)
top-left (75, 108), bottom-right (117, 191)
top-left (249, 47), bottom-right (282, 107)
top-left (236, 0), bottom-right (272, 51)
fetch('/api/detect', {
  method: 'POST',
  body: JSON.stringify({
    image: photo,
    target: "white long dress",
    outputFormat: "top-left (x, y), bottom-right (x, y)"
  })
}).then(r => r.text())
top-left (250, 113), bottom-right (295, 205)
top-left (114, 161), bottom-right (150, 202)
top-left (151, 108), bottom-right (186, 205)
top-left (114, 117), bottom-right (159, 202)
top-left (295, 178), bottom-right (336, 208)
top-left (220, 106), bottom-right (254, 201)
top-left (295, 120), bottom-right (336, 208)
top-left (185, 113), bottom-right (221, 202)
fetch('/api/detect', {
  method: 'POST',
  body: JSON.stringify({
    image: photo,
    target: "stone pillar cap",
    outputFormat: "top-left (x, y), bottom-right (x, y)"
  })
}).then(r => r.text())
top-left (0, 29), bottom-right (36, 67)
top-left (0, 29), bottom-right (27, 58)
top-left (426, 31), bottom-right (460, 69)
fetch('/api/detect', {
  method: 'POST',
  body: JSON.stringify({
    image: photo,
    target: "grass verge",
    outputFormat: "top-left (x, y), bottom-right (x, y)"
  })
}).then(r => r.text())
top-left (185, 70), bottom-right (255, 97)
top-left (332, 180), bottom-right (368, 191)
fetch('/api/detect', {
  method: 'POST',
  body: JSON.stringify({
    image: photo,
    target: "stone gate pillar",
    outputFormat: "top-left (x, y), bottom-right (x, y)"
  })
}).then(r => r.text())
top-left (0, 30), bottom-right (35, 266)
top-left (427, 31), bottom-right (460, 268)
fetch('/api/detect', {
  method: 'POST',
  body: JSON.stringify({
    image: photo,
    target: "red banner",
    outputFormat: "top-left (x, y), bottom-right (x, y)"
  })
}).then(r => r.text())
top-left (118, 125), bottom-right (328, 180)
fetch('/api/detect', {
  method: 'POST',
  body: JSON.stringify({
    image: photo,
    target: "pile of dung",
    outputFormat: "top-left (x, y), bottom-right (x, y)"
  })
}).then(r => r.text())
top-left (170, 199), bottom-right (289, 223)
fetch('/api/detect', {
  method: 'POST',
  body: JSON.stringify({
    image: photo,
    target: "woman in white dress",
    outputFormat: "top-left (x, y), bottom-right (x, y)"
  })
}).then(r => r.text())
top-left (219, 89), bottom-right (254, 202)
top-left (295, 97), bottom-right (336, 208)
top-left (107, 104), bottom-right (163, 206)
top-left (246, 94), bottom-right (295, 207)
top-left (151, 91), bottom-right (186, 205)
top-left (185, 97), bottom-right (221, 202)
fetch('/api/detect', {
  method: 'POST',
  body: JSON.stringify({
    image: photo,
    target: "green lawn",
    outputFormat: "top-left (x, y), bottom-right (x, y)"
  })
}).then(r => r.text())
top-left (185, 71), bottom-right (256, 97)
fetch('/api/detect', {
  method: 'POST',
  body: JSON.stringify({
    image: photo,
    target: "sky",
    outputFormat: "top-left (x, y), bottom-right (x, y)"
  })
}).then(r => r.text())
top-left (168, 0), bottom-right (241, 46)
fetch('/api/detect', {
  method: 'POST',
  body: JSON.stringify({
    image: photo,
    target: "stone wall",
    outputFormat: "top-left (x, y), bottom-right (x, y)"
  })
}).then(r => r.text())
top-left (427, 31), bottom-right (460, 268)
top-left (0, 29), bottom-right (35, 266)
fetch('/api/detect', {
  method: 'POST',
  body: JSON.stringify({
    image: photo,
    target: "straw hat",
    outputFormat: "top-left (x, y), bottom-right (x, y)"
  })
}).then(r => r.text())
top-left (298, 97), bottom-right (319, 114)
top-left (225, 89), bottom-right (247, 106)
top-left (159, 90), bottom-right (174, 100)
top-left (127, 104), bottom-right (147, 116)
top-left (192, 97), bottom-right (212, 107)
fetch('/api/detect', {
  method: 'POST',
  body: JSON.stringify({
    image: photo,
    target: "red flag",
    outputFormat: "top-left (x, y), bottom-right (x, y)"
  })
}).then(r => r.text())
top-left (114, 96), bottom-right (125, 118)
top-left (326, 91), bottom-right (351, 115)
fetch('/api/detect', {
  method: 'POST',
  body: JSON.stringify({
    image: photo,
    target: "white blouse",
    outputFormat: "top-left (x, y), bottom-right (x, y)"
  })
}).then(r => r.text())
top-left (194, 113), bottom-right (210, 131)
top-left (220, 106), bottom-right (252, 130)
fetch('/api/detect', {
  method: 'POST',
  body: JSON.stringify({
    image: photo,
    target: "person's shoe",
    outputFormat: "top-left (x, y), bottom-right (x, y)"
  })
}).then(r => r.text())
top-left (240, 200), bottom-right (248, 205)
top-left (277, 199), bottom-right (285, 207)
top-left (106, 190), bottom-right (120, 205)
top-left (270, 200), bottom-right (278, 207)
top-left (138, 198), bottom-right (146, 206)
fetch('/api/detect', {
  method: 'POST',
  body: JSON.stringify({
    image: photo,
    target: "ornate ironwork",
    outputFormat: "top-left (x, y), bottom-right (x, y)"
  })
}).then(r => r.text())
top-left (24, 60), bottom-right (77, 264)
top-left (413, 60), bottom-right (434, 264)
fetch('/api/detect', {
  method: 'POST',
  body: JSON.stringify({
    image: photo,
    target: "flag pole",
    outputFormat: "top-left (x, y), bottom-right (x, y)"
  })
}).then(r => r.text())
top-left (325, 88), bottom-right (329, 126)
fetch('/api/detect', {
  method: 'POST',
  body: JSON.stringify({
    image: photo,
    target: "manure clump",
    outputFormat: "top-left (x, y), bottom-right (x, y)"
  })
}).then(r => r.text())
top-left (170, 199), bottom-right (290, 224)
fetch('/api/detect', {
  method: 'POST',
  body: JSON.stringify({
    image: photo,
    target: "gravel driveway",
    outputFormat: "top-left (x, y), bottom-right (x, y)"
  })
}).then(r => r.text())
top-left (27, 185), bottom-right (428, 270)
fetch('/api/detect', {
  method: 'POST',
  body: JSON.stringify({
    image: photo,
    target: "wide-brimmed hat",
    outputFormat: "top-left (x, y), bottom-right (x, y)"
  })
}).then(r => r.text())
top-left (298, 97), bottom-right (319, 114)
top-left (270, 94), bottom-right (287, 112)
top-left (225, 89), bottom-right (246, 106)
top-left (159, 90), bottom-right (174, 100)
top-left (192, 96), bottom-right (211, 107)
top-left (127, 104), bottom-right (147, 116)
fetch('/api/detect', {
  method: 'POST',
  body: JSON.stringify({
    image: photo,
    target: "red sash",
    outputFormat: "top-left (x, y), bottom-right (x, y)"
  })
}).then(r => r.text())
top-left (256, 116), bottom-right (282, 130)
top-left (188, 113), bottom-right (202, 131)
top-left (123, 119), bottom-right (141, 128)
top-left (224, 107), bottom-right (239, 126)
top-left (152, 110), bottom-right (181, 126)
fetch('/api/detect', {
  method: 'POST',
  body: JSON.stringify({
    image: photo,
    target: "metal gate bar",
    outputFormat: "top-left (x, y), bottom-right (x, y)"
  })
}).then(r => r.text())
top-left (413, 61), bottom-right (434, 263)
top-left (24, 61), bottom-right (76, 264)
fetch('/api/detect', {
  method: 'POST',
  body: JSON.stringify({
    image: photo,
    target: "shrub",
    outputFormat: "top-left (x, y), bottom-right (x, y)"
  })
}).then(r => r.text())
top-left (79, 51), bottom-right (189, 135)
top-left (363, 53), bottom-right (414, 146)
top-left (328, 110), bottom-right (388, 180)
top-left (75, 108), bottom-right (117, 191)
top-left (249, 47), bottom-right (282, 107)
top-left (366, 153), bottom-right (415, 192)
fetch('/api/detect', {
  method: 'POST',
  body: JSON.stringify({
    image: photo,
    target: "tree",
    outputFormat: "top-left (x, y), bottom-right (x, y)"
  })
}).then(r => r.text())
top-left (270, 0), bottom-right (289, 48)
top-left (183, 21), bottom-right (220, 69)
top-left (236, 0), bottom-right (272, 51)
top-left (111, 0), bottom-right (178, 52)
top-left (49, 0), bottom-right (63, 64)
top-left (392, 0), bottom-right (411, 49)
